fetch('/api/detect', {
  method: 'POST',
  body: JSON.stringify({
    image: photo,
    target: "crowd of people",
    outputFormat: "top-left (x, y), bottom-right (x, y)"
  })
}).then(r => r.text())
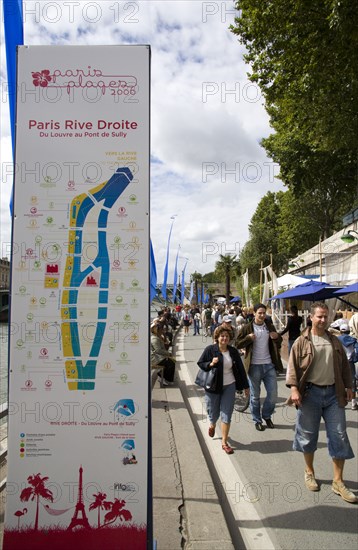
top-left (150, 301), bottom-right (358, 503)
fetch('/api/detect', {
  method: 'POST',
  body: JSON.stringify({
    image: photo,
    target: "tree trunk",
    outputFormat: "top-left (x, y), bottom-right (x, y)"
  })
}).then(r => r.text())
top-left (225, 270), bottom-right (230, 305)
top-left (35, 495), bottom-right (39, 531)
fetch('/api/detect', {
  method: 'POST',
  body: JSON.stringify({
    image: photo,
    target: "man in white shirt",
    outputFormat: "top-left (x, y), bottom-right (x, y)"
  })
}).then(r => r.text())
top-left (236, 303), bottom-right (283, 431)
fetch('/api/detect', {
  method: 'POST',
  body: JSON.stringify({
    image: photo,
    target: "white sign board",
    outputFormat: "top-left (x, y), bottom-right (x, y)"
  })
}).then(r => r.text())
top-left (4, 45), bottom-right (150, 549)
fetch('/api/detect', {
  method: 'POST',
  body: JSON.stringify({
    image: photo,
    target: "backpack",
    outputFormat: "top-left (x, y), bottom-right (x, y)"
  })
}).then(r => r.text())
top-left (353, 340), bottom-right (358, 363)
top-left (205, 308), bottom-right (212, 320)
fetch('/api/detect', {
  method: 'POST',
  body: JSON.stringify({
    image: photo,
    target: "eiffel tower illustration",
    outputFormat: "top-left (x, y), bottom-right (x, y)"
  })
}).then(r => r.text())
top-left (68, 465), bottom-right (91, 530)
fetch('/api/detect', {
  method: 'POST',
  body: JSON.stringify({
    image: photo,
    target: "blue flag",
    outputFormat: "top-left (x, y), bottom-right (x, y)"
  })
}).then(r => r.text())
top-left (4, 0), bottom-right (24, 213)
top-left (189, 281), bottom-right (194, 302)
top-left (150, 241), bottom-right (157, 303)
top-left (181, 260), bottom-right (187, 304)
top-left (172, 246), bottom-right (180, 303)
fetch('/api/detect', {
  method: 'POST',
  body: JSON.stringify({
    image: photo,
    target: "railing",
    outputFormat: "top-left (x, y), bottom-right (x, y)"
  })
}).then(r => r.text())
top-left (272, 309), bottom-right (310, 330)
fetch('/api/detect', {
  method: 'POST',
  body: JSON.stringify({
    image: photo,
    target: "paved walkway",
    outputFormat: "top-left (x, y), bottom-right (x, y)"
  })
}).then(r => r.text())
top-left (159, 328), bottom-right (358, 550)
top-left (1, 327), bottom-right (357, 549)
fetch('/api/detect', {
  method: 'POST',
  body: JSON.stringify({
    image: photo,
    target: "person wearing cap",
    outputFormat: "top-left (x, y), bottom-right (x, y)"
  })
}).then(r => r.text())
top-left (221, 315), bottom-right (236, 346)
top-left (328, 312), bottom-right (346, 335)
top-left (286, 302), bottom-right (357, 503)
top-left (337, 322), bottom-right (358, 410)
top-left (150, 320), bottom-right (175, 385)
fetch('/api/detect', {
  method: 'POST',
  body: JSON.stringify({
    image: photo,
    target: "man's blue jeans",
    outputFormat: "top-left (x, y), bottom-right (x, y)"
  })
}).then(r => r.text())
top-left (293, 384), bottom-right (354, 458)
top-left (248, 363), bottom-right (278, 423)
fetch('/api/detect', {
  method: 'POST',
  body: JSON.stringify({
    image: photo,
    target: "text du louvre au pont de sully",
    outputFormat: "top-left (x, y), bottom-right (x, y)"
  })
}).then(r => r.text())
top-left (28, 119), bottom-right (138, 139)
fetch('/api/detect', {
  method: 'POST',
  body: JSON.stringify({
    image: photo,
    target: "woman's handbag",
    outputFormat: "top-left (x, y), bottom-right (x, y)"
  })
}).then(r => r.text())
top-left (195, 367), bottom-right (218, 393)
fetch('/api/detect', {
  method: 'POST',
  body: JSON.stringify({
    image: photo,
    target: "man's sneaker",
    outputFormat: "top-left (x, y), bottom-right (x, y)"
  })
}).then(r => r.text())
top-left (352, 399), bottom-right (358, 410)
top-left (332, 481), bottom-right (358, 503)
top-left (157, 374), bottom-right (169, 386)
top-left (304, 470), bottom-right (319, 491)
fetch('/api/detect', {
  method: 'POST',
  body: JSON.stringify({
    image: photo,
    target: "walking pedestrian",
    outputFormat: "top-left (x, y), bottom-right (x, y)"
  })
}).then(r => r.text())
top-left (197, 325), bottom-right (249, 454)
top-left (193, 307), bottom-right (201, 335)
top-left (181, 306), bottom-right (191, 336)
top-left (286, 302), bottom-right (357, 503)
top-left (336, 323), bottom-right (358, 410)
top-left (236, 303), bottom-right (283, 431)
top-left (279, 305), bottom-right (303, 355)
top-left (202, 305), bottom-right (213, 337)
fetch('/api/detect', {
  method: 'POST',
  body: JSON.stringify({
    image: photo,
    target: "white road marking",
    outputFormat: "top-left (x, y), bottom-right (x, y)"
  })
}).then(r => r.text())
top-left (177, 333), bottom-right (278, 550)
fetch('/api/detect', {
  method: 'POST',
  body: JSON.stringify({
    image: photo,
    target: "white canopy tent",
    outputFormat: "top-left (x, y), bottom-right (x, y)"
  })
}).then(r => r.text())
top-left (276, 274), bottom-right (322, 289)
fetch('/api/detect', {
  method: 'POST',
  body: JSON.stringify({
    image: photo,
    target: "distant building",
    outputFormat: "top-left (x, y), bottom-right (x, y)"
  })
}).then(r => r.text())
top-left (0, 257), bottom-right (10, 289)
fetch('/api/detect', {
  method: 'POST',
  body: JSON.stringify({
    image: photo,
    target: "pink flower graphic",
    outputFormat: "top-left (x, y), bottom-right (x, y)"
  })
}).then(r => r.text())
top-left (32, 70), bottom-right (52, 87)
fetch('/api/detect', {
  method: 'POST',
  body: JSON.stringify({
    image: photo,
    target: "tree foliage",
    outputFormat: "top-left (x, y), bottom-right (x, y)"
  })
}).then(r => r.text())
top-left (231, 0), bottom-right (358, 151)
top-left (240, 189), bottom-right (321, 284)
top-left (231, 0), bottom-right (358, 234)
top-left (214, 254), bottom-right (241, 303)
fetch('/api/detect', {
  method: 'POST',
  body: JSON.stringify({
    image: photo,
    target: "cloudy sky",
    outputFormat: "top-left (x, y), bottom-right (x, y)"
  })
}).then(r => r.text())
top-left (0, 0), bottom-right (284, 283)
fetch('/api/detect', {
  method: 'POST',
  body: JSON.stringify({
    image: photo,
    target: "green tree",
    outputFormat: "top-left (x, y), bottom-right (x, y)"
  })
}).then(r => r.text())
top-left (202, 272), bottom-right (217, 284)
top-left (214, 254), bottom-right (241, 304)
top-left (276, 187), bottom-right (332, 258)
top-left (206, 286), bottom-right (218, 305)
top-left (263, 137), bottom-right (356, 238)
top-left (231, 0), bottom-right (358, 228)
top-left (239, 190), bottom-right (317, 285)
top-left (231, 0), bottom-right (358, 151)
top-left (20, 473), bottom-right (54, 531)
top-left (247, 191), bottom-right (286, 273)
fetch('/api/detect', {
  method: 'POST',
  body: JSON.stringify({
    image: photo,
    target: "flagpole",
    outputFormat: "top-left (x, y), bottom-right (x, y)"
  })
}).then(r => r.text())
top-left (172, 245), bottom-right (181, 303)
top-left (180, 259), bottom-right (188, 304)
top-left (161, 215), bottom-right (177, 301)
top-left (319, 237), bottom-right (322, 282)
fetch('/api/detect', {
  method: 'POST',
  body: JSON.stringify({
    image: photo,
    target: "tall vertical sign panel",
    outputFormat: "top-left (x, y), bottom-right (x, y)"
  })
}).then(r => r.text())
top-left (4, 45), bottom-right (150, 549)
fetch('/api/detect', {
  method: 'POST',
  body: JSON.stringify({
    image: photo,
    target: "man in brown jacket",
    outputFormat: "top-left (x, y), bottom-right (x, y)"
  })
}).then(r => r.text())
top-left (286, 302), bottom-right (357, 503)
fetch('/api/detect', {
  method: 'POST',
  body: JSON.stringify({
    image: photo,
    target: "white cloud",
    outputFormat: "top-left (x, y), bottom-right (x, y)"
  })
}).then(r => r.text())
top-left (0, 0), bottom-right (284, 282)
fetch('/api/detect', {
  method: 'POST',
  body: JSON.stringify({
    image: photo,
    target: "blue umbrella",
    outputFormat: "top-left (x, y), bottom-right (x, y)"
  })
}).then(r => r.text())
top-left (270, 280), bottom-right (343, 301)
top-left (332, 282), bottom-right (358, 296)
top-left (230, 296), bottom-right (242, 303)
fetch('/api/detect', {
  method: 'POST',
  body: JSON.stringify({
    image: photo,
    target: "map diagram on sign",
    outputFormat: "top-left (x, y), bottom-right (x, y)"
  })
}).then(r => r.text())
top-left (61, 167), bottom-right (133, 390)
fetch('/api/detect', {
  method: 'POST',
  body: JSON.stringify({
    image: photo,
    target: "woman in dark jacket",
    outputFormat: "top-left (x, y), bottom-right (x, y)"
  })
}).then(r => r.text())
top-left (197, 325), bottom-right (249, 454)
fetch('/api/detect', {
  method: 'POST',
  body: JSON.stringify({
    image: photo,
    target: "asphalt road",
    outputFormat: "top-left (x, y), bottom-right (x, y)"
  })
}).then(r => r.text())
top-left (177, 329), bottom-right (358, 550)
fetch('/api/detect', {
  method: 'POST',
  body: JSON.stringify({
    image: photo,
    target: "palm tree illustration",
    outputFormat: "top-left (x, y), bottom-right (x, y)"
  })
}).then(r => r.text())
top-left (20, 473), bottom-right (54, 531)
top-left (102, 498), bottom-right (132, 527)
top-left (14, 508), bottom-right (27, 529)
top-left (89, 492), bottom-right (111, 528)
